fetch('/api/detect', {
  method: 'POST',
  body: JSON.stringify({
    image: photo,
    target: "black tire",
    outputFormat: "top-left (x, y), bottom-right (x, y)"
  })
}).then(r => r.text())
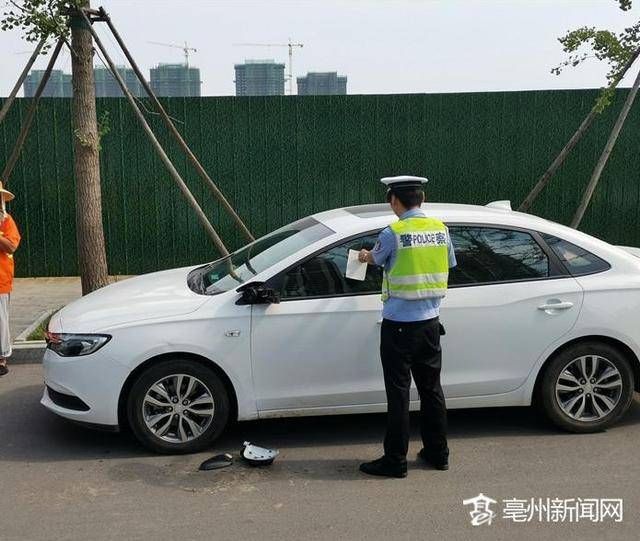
top-left (127, 359), bottom-right (230, 454)
top-left (540, 341), bottom-right (635, 433)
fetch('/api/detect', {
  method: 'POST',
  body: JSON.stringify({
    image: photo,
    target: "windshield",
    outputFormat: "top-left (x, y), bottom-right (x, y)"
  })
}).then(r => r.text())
top-left (188, 217), bottom-right (334, 295)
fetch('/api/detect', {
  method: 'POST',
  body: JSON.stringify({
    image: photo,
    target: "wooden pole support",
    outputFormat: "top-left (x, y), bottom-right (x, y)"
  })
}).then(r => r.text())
top-left (0, 37), bottom-right (47, 127)
top-left (570, 66), bottom-right (640, 229)
top-left (78, 8), bottom-right (231, 257)
top-left (99, 8), bottom-right (254, 243)
top-left (518, 46), bottom-right (640, 213)
top-left (1, 39), bottom-right (64, 184)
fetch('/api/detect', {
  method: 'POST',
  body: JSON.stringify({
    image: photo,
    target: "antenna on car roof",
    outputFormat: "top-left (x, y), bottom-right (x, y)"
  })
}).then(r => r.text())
top-left (485, 200), bottom-right (512, 211)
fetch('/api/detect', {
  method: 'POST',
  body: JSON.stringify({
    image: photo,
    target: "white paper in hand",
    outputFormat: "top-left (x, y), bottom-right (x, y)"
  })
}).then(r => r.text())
top-left (346, 249), bottom-right (368, 281)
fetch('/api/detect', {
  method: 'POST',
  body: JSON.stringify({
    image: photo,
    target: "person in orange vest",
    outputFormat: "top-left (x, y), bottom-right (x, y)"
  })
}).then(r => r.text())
top-left (0, 181), bottom-right (21, 377)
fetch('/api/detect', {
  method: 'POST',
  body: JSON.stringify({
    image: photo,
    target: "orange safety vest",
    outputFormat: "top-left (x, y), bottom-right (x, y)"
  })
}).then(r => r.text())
top-left (0, 214), bottom-right (21, 294)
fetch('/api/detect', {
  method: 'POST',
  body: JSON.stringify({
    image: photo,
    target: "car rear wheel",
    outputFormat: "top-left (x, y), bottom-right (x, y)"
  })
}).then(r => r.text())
top-left (127, 359), bottom-right (230, 454)
top-left (540, 342), bottom-right (635, 433)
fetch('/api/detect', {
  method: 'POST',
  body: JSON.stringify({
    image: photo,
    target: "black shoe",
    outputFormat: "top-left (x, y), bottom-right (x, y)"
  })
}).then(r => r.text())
top-left (418, 448), bottom-right (449, 470)
top-left (359, 456), bottom-right (407, 478)
top-left (0, 364), bottom-right (8, 377)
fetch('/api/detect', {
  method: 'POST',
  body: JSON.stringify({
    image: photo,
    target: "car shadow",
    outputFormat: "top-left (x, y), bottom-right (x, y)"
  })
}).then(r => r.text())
top-left (219, 393), bottom-right (640, 448)
top-left (0, 384), bottom-right (149, 462)
top-left (1, 383), bottom-right (638, 465)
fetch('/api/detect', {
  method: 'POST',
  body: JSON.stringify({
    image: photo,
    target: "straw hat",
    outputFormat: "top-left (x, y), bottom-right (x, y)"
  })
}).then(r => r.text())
top-left (0, 181), bottom-right (15, 202)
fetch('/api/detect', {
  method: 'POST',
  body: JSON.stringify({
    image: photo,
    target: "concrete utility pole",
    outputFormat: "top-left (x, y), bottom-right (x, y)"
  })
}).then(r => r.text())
top-left (70, 0), bottom-right (110, 294)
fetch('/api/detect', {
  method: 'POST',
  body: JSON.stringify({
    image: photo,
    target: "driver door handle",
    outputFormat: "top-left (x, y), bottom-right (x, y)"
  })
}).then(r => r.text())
top-left (538, 301), bottom-right (574, 311)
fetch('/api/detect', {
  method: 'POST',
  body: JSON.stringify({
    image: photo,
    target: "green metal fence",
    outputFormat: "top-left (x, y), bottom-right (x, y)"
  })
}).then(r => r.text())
top-left (1, 89), bottom-right (639, 277)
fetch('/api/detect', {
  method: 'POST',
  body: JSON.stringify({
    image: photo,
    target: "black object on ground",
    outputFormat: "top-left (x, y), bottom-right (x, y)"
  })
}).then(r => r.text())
top-left (199, 453), bottom-right (233, 471)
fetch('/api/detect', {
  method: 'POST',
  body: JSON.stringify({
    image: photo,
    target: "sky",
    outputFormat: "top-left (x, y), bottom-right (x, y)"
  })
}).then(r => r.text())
top-left (1, 0), bottom-right (639, 97)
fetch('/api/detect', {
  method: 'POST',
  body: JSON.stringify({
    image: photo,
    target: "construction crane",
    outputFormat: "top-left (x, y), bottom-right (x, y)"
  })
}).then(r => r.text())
top-left (149, 41), bottom-right (197, 67)
top-left (234, 38), bottom-right (303, 95)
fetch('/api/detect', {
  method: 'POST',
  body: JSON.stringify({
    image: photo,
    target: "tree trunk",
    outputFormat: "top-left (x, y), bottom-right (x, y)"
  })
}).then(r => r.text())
top-left (70, 0), bottom-right (109, 294)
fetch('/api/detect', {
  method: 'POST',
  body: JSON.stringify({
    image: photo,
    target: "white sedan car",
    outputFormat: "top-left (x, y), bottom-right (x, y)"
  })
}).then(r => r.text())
top-left (42, 201), bottom-right (639, 453)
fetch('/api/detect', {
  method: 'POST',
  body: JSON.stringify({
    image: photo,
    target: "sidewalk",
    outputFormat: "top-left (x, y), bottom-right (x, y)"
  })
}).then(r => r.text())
top-left (10, 276), bottom-right (134, 341)
top-left (10, 277), bottom-right (82, 340)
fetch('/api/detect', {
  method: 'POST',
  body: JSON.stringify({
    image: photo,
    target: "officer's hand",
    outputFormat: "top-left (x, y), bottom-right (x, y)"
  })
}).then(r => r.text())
top-left (358, 249), bottom-right (370, 263)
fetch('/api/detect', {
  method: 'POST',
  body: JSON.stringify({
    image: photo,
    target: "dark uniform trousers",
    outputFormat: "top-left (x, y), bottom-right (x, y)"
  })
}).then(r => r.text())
top-left (380, 316), bottom-right (448, 464)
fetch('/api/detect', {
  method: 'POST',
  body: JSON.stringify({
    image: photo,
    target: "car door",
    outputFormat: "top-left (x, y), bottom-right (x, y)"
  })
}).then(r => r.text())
top-left (439, 225), bottom-right (584, 398)
top-left (250, 233), bottom-right (385, 412)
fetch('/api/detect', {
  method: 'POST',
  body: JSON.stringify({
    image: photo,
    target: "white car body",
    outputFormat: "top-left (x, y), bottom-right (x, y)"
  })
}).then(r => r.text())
top-left (42, 202), bottom-right (640, 430)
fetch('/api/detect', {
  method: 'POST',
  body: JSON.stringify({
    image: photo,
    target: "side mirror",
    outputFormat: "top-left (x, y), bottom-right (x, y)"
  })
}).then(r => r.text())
top-left (236, 282), bottom-right (281, 305)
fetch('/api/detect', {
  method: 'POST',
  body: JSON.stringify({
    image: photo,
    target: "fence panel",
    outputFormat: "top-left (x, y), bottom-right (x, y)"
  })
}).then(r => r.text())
top-left (0, 89), bottom-right (638, 277)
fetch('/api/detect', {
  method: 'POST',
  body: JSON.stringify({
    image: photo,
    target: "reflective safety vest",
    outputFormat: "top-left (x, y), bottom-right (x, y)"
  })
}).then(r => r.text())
top-left (382, 216), bottom-right (449, 301)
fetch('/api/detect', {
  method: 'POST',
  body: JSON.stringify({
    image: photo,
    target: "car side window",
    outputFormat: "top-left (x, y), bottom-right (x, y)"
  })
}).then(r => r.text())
top-left (541, 234), bottom-right (610, 276)
top-left (281, 234), bottom-right (383, 299)
top-left (449, 226), bottom-right (550, 286)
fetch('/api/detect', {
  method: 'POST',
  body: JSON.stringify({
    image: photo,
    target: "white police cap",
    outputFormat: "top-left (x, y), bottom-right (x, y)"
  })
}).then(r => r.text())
top-left (380, 175), bottom-right (428, 189)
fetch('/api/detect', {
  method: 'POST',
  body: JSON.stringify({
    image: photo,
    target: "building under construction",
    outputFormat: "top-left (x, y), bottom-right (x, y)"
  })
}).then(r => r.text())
top-left (297, 72), bottom-right (347, 95)
top-left (23, 66), bottom-right (146, 98)
top-left (150, 63), bottom-right (201, 97)
top-left (94, 65), bottom-right (145, 97)
top-left (23, 69), bottom-right (72, 97)
top-left (234, 59), bottom-right (285, 96)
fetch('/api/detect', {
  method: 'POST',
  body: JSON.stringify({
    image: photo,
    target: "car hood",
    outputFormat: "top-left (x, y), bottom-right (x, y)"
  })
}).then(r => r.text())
top-left (51, 266), bottom-right (209, 333)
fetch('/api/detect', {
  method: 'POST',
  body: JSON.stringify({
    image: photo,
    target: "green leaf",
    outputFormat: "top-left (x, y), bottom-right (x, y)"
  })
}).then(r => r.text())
top-left (554, 1), bottom-right (639, 111)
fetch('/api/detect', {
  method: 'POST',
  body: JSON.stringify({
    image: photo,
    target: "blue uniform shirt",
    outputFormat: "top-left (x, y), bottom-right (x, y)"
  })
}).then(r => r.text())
top-left (371, 208), bottom-right (457, 322)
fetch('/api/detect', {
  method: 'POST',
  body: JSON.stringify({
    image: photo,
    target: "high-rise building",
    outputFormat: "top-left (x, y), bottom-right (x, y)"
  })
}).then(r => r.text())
top-left (94, 65), bottom-right (145, 97)
top-left (297, 72), bottom-right (347, 95)
top-left (149, 63), bottom-right (201, 97)
top-left (234, 59), bottom-right (285, 96)
top-left (23, 66), bottom-right (147, 98)
top-left (23, 69), bottom-right (72, 97)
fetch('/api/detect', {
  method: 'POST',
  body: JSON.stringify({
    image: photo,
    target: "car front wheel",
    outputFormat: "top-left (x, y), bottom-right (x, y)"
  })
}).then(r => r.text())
top-left (540, 342), bottom-right (635, 433)
top-left (127, 359), bottom-right (230, 454)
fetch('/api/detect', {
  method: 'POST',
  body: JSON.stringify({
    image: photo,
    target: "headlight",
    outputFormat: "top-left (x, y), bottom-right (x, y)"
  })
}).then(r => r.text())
top-left (45, 332), bottom-right (111, 357)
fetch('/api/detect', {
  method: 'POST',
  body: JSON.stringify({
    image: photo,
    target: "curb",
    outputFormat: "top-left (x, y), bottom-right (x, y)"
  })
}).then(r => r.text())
top-left (15, 308), bottom-right (56, 342)
top-left (10, 341), bottom-right (46, 364)
top-left (10, 306), bottom-right (57, 365)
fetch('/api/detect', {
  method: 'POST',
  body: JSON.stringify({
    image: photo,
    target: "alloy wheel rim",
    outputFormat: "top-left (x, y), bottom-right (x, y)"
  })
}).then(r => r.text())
top-left (142, 374), bottom-right (215, 443)
top-left (555, 355), bottom-right (623, 422)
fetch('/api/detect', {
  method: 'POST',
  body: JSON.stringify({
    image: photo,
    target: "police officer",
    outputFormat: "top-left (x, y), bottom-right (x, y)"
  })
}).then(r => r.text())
top-left (358, 175), bottom-right (456, 478)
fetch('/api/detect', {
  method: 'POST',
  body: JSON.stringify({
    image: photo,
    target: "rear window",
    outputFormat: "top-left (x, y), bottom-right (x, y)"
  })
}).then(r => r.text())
top-left (541, 234), bottom-right (610, 276)
top-left (449, 226), bottom-right (550, 285)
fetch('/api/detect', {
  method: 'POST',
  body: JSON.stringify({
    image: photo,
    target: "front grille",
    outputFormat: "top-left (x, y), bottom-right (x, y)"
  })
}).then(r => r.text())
top-left (46, 386), bottom-right (90, 412)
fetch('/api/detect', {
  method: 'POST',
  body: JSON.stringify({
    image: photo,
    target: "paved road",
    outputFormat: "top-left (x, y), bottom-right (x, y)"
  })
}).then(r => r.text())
top-left (1, 364), bottom-right (638, 541)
